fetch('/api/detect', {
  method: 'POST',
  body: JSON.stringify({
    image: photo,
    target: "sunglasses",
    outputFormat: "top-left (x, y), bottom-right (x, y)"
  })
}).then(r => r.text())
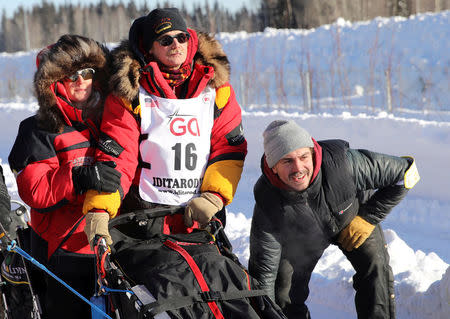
top-left (66, 68), bottom-right (95, 82)
top-left (155, 33), bottom-right (190, 47)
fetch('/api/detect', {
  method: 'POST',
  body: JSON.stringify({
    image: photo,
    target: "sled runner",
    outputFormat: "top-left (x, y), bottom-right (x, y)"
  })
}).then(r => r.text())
top-left (93, 206), bottom-right (287, 319)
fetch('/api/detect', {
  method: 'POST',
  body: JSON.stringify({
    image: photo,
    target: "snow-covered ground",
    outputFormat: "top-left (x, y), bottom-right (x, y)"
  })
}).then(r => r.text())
top-left (1, 10), bottom-right (449, 319)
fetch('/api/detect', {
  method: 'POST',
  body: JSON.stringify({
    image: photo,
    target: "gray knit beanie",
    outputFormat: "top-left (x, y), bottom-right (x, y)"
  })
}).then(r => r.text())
top-left (263, 120), bottom-right (314, 168)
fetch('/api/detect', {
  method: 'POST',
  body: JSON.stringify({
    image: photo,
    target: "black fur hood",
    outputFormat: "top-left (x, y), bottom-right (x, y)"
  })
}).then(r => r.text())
top-left (34, 34), bottom-right (110, 132)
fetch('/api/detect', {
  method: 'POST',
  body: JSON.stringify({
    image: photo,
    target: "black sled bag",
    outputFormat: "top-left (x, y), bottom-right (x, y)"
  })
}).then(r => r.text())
top-left (1, 249), bottom-right (33, 319)
top-left (106, 209), bottom-right (285, 319)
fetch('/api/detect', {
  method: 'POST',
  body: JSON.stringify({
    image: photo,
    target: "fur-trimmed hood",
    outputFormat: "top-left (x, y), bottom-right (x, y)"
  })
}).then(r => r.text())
top-left (109, 30), bottom-right (230, 101)
top-left (34, 34), bottom-right (110, 132)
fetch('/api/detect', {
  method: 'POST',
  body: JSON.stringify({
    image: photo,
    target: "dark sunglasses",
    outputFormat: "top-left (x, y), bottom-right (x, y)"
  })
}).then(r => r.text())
top-left (66, 68), bottom-right (95, 82)
top-left (156, 33), bottom-right (190, 47)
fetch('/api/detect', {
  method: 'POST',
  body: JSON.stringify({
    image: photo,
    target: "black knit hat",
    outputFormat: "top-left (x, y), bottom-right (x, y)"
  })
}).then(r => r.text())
top-left (142, 8), bottom-right (187, 51)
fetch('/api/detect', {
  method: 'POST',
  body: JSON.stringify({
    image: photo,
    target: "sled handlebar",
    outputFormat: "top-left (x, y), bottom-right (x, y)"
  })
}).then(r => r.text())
top-left (107, 206), bottom-right (184, 230)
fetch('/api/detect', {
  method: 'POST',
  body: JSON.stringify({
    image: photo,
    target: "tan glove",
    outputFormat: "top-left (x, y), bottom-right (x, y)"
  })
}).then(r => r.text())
top-left (84, 211), bottom-right (112, 250)
top-left (338, 216), bottom-right (375, 251)
top-left (184, 192), bottom-right (224, 228)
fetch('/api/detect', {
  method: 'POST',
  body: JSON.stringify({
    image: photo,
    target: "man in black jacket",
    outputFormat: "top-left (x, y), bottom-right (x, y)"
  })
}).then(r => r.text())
top-left (248, 120), bottom-right (420, 319)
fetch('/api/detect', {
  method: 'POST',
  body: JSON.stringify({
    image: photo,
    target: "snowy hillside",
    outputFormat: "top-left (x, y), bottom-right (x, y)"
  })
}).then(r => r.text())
top-left (217, 11), bottom-right (450, 120)
top-left (0, 10), bottom-right (449, 319)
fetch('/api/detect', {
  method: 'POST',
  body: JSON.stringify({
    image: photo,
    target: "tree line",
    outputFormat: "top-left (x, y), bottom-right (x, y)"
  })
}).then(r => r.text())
top-left (1, 0), bottom-right (448, 52)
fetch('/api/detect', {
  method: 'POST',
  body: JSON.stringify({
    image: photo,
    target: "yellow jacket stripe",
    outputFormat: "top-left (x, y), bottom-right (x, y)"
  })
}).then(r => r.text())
top-left (201, 159), bottom-right (244, 205)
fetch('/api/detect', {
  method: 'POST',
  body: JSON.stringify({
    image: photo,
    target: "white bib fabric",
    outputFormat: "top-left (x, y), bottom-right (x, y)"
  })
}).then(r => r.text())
top-left (138, 86), bottom-right (215, 205)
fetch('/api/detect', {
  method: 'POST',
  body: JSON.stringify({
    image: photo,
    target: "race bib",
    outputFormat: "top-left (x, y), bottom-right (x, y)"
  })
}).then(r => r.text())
top-left (138, 87), bottom-right (215, 205)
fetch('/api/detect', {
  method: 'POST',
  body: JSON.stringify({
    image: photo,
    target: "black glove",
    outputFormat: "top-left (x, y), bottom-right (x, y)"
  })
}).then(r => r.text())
top-left (72, 161), bottom-right (121, 194)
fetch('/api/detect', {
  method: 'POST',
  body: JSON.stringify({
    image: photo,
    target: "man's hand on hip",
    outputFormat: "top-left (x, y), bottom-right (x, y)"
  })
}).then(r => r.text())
top-left (338, 215), bottom-right (375, 251)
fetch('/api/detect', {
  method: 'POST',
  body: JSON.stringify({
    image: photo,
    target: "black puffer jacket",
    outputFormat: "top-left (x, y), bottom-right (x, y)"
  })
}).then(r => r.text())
top-left (249, 139), bottom-right (412, 300)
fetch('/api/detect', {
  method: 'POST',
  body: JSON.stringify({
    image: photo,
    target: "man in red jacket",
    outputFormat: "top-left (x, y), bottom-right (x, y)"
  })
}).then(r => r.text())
top-left (83, 8), bottom-right (247, 246)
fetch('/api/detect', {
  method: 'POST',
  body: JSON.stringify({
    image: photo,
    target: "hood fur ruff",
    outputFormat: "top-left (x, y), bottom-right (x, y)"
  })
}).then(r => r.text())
top-left (109, 32), bottom-right (230, 101)
top-left (34, 34), bottom-right (109, 132)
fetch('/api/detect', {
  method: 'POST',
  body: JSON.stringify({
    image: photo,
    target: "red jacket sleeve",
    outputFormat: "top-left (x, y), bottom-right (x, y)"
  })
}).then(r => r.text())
top-left (201, 83), bottom-right (247, 205)
top-left (8, 117), bottom-right (79, 210)
top-left (17, 160), bottom-right (77, 210)
top-left (96, 94), bottom-right (140, 197)
top-left (83, 94), bottom-right (141, 216)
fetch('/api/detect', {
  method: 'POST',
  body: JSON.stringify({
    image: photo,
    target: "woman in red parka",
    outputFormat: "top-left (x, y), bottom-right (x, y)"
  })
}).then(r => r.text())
top-left (82, 8), bottom-right (248, 245)
top-left (8, 34), bottom-right (121, 319)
